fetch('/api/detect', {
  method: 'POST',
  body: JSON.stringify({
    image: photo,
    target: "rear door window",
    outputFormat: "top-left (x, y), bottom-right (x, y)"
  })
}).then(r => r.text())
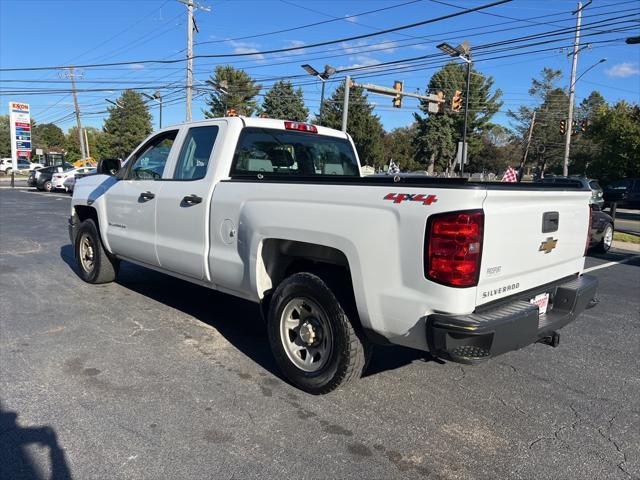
top-left (231, 128), bottom-right (359, 177)
top-left (173, 126), bottom-right (219, 180)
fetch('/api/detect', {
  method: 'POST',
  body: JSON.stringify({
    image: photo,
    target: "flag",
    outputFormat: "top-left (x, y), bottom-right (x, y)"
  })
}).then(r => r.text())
top-left (502, 166), bottom-right (517, 183)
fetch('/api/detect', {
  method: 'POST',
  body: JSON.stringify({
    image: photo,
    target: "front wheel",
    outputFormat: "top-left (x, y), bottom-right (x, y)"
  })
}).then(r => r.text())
top-left (267, 272), bottom-right (370, 394)
top-left (75, 219), bottom-right (119, 284)
top-left (596, 223), bottom-right (613, 253)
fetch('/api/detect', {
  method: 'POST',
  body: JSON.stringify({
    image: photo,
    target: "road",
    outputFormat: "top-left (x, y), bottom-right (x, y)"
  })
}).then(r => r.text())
top-left (1, 188), bottom-right (639, 480)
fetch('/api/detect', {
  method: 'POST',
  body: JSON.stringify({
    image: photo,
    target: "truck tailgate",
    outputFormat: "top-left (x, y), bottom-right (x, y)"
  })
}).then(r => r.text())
top-left (477, 189), bottom-right (591, 307)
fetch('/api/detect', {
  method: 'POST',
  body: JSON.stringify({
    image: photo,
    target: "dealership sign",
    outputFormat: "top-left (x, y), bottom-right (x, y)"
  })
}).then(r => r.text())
top-left (9, 102), bottom-right (32, 168)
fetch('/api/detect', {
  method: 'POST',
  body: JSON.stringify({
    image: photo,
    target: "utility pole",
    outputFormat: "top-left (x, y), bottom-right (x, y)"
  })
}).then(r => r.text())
top-left (461, 55), bottom-right (471, 176)
top-left (179, 0), bottom-right (210, 122)
top-left (341, 76), bottom-right (351, 132)
top-left (64, 67), bottom-right (87, 159)
top-left (518, 110), bottom-right (536, 181)
top-left (563, 1), bottom-right (587, 176)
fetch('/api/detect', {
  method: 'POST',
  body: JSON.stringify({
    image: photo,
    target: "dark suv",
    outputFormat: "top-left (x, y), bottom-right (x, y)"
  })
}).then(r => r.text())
top-left (603, 178), bottom-right (640, 210)
top-left (538, 175), bottom-right (604, 208)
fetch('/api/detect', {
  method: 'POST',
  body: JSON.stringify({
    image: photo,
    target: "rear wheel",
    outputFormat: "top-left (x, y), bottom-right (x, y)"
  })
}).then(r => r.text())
top-left (596, 223), bottom-right (613, 253)
top-left (75, 219), bottom-right (119, 284)
top-left (267, 272), bottom-right (370, 394)
top-left (44, 180), bottom-right (53, 192)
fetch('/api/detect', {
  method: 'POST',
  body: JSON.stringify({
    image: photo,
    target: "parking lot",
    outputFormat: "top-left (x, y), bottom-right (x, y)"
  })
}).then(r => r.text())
top-left (1, 187), bottom-right (638, 480)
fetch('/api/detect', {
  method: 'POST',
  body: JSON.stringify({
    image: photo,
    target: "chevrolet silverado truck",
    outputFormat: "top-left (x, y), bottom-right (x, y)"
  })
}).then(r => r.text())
top-left (68, 117), bottom-right (598, 394)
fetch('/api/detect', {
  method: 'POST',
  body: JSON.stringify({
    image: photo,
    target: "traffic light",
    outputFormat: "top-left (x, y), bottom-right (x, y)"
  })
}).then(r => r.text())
top-left (436, 91), bottom-right (445, 113)
top-left (392, 80), bottom-right (403, 108)
top-left (451, 90), bottom-right (463, 112)
top-left (559, 120), bottom-right (566, 135)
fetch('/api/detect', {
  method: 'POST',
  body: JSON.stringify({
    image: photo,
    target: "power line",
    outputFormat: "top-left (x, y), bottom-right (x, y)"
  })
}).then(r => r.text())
top-left (0, 0), bottom-right (513, 72)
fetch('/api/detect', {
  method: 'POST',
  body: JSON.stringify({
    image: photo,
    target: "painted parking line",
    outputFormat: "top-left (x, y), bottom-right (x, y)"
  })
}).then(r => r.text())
top-left (584, 255), bottom-right (640, 273)
top-left (20, 190), bottom-right (71, 200)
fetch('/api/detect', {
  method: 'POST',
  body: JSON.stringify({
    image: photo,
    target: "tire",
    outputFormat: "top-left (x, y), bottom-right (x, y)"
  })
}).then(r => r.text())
top-left (596, 223), bottom-right (613, 253)
top-left (267, 272), bottom-right (370, 394)
top-left (74, 219), bottom-right (119, 284)
top-left (44, 180), bottom-right (53, 192)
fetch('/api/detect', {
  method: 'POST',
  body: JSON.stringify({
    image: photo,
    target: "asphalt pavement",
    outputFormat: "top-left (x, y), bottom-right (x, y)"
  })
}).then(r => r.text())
top-left (1, 188), bottom-right (639, 480)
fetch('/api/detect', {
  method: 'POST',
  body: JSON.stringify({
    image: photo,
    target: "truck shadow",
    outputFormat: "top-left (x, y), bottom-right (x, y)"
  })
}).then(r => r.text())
top-left (59, 245), bottom-right (440, 380)
top-left (0, 402), bottom-right (72, 480)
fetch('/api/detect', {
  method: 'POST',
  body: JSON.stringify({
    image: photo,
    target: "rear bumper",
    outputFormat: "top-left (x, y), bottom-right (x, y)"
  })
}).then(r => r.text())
top-left (426, 274), bottom-right (598, 364)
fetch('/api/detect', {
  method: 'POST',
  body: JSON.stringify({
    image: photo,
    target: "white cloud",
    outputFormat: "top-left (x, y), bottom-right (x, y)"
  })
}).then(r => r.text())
top-left (604, 62), bottom-right (640, 78)
top-left (339, 55), bottom-right (381, 70)
top-left (129, 63), bottom-right (145, 70)
top-left (227, 40), bottom-right (265, 61)
top-left (344, 14), bottom-right (357, 23)
top-left (411, 44), bottom-right (429, 51)
top-left (341, 39), bottom-right (397, 55)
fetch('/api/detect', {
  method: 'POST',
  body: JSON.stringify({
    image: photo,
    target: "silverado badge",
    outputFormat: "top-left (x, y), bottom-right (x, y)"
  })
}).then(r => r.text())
top-left (539, 237), bottom-right (558, 254)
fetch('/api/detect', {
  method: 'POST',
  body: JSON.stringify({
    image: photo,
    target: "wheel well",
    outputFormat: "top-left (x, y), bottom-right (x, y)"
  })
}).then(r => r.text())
top-left (257, 239), bottom-right (354, 316)
top-left (74, 205), bottom-right (99, 225)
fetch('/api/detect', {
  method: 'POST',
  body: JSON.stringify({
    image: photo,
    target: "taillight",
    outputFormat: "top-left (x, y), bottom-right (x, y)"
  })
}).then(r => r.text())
top-left (284, 121), bottom-right (317, 133)
top-left (584, 207), bottom-right (593, 256)
top-left (426, 210), bottom-right (484, 287)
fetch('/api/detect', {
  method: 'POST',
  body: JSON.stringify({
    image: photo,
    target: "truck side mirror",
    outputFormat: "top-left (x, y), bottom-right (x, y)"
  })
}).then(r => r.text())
top-left (97, 158), bottom-right (121, 176)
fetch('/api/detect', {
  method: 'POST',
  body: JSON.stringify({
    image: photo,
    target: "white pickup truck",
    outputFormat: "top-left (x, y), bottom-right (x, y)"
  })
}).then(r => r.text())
top-left (69, 117), bottom-right (598, 393)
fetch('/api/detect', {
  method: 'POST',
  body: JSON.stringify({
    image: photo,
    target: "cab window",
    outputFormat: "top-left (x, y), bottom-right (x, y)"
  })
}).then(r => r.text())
top-left (126, 130), bottom-right (178, 180)
top-left (173, 126), bottom-right (219, 180)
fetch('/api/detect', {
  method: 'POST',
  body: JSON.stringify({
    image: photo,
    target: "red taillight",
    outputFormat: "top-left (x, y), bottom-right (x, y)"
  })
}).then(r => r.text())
top-left (284, 121), bottom-right (317, 133)
top-left (426, 210), bottom-right (484, 287)
top-left (585, 207), bottom-right (593, 256)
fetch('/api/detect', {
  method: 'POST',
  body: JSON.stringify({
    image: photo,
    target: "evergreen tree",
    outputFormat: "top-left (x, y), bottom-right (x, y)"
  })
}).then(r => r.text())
top-left (318, 83), bottom-right (384, 168)
top-left (382, 125), bottom-right (420, 171)
top-left (65, 127), bottom-right (103, 162)
top-left (102, 90), bottom-right (152, 159)
top-left (261, 80), bottom-right (308, 121)
top-left (204, 65), bottom-right (261, 117)
top-left (414, 62), bottom-right (502, 173)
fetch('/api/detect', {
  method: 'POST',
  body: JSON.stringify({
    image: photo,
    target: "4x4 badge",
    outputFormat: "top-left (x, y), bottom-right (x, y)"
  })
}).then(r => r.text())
top-left (383, 193), bottom-right (438, 205)
top-left (539, 237), bottom-right (558, 254)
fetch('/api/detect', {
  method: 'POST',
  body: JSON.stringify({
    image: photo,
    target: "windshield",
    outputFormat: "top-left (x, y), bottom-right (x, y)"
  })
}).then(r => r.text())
top-left (232, 128), bottom-right (359, 177)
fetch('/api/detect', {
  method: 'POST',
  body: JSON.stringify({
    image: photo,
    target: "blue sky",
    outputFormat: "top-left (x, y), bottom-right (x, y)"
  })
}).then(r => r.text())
top-left (1, 0), bottom-right (638, 134)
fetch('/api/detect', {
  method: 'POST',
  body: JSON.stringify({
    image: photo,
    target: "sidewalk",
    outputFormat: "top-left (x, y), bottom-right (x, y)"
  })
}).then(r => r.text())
top-left (612, 240), bottom-right (640, 253)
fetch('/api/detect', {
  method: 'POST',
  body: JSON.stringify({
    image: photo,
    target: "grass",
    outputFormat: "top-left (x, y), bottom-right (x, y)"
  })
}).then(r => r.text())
top-left (613, 232), bottom-right (640, 244)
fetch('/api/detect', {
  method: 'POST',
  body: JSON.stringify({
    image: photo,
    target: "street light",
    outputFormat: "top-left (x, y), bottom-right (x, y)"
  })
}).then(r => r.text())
top-left (437, 41), bottom-right (472, 176)
top-left (142, 91), bottom-right (163, 129)
top-left (572, 58), bottom-right (606, 87)
top-left (301, 64), bottom-right (336, 125)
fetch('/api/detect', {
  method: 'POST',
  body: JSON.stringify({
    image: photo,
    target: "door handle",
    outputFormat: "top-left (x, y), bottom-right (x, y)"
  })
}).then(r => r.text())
top-left (139, 191), bottom-right (155, 201)
top-left (182, 194), bottom-right (202, 205)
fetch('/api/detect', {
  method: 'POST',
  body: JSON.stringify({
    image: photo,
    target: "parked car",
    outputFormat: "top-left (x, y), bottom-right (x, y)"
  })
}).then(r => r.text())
top-left (69, 117), bottom-right (598, 394)
top-left (29, 164), bottom-right (75, 191)
top-left (603, 178), bottom-right (640, 210)
top-left (0, 157), bottom-right (41, 174)
top-left (63, 168), bottom-right (97, 193)
top-left (589, 206), bottom-right (614, 253)
top-left (539, 175), bottom-right (604, 208)
top-left (51, 167), bottom-right (96, 191)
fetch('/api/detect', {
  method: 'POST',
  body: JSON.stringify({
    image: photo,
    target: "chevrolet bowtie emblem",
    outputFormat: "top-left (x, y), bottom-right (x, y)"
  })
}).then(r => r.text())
top-left (539, 237), bottom-right (558, 254)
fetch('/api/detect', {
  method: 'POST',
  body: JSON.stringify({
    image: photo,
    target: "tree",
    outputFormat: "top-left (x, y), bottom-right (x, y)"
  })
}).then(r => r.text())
top-left (414, 62), bottom-right (502, 173)
top-left (584, 101), bottom-right (640, 183)
top-left (102, 90), bottom-right (152, 159)
top-left (204, 65), bottom-right (261, 117)
top-left (319, 83), bottom-right (384, 167)
top-left (0, 115), bottom-right (10, 157)
top-left (261, 80), bottom-right (308, 121)
top-left (33, 123), bottom-right (66, 152)
top-left (65, 127), bottom-right (104, 162)
top-left (508, 68), bottom-right (569, 174)
top-left (471, 126), bottom-right (522, 174)
top-left (570, 91), bottom-right (608, 175)
top-left (382, 125), bottom-right (421, 171)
